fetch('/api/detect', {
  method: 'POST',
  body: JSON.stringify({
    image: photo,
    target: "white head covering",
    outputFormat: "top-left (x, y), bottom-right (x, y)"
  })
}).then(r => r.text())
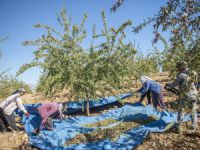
top-left (143, 76), bottom-right (154, 81)
top-left (139, 75), bottom-right (161, 86)
top-left (139, 76), bottom-right (147, 84)
top-left (139, 75), bottom-right (155, 84)
top-left (12, 87), bottom-right (26, 95)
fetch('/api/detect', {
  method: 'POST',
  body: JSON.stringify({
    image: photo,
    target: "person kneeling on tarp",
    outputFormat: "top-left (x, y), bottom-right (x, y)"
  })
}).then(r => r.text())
top-left (0, 88), bottom-right (29, 132)
top-left (33, 102), bottom-right (65, 134)
top-left (137, 76), bottom-right (165, 109)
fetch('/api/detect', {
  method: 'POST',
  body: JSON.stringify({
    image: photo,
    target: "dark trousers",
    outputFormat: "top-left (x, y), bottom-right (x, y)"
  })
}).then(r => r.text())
top-left (141, 89), bottom-right (165, 109)
top-left (140, 90), bottom-right (152, 104)
top-left (0, 108), bottom-right (18, 132)
top-left (152, 91), bottom-right (165, 109)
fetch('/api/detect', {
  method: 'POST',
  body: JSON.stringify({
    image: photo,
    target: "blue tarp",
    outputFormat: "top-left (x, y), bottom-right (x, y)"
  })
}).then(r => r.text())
top-left (23, 102), bottom-right (193, 150)
top-left (66, 93), bottom-right (133, 114)
top-left (16, 93), bottom-right (133, 116)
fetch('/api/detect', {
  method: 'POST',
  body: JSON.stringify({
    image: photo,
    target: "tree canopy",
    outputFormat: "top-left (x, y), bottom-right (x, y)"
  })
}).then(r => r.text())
top-left (17, 8), bottom-right (140, 115)
top-left (112, 0), bottom-right (200, 73)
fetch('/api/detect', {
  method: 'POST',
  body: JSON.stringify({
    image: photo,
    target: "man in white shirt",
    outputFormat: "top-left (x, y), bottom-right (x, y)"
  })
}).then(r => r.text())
top-left (0, 87), bottom-right (29, 132)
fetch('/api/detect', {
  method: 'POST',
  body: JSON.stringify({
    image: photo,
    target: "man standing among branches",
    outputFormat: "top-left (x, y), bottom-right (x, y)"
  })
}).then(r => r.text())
top-left (165, 61), bottom-right (199, 134)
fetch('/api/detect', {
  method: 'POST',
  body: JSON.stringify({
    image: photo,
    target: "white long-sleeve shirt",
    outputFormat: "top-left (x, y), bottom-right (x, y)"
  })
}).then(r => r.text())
top-left (0, 93), bottom-right (27, 115)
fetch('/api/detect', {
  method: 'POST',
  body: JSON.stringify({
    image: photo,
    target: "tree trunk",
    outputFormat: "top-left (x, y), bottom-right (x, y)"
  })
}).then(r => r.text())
top-left (135, 79), bottom-right (138, 88)
top-left (86, 95), bottom-right (90, 116)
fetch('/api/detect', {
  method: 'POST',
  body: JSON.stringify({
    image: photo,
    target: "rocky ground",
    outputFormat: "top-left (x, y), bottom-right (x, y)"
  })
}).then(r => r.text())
top-left (137, 122), bottom-right (200, 150)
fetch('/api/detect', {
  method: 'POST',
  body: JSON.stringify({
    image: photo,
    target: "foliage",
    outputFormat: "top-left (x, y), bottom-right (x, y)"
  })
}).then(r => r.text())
top-left (147, 36), bottom-right (172, 73)
top-left (135, 53), bottom-right (159, 76)
top-left (0, 37), bottom-right (31, 99)
top-left (88, 12), bottom-right (136, 98)
top-left (185, 37), bottom-right (200, 73)
top-left (18, 7), bottom-right (88, 95)
top-left (112, 0), bottom-right (200, 74)
top-left (17, 8), bottom-right (138, 115)
top-left (111, 0), bottom-right (125, 12)
top-left (0, 73), bottom-right (32, 99)
top-left (133, 0), bottom-right (200, 73)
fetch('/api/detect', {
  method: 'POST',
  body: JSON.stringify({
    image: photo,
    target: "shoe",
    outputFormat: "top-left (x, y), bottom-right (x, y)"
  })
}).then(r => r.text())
top-left (6, 126), bottom-right (13, 132)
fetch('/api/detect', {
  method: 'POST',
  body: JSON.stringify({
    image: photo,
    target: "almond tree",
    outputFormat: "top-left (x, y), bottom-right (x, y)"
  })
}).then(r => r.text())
top-left (18, 8), bottom-right (137, 116)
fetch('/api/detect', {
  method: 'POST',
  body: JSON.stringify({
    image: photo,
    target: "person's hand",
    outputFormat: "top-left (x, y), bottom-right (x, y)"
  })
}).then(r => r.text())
top-left (134, 93), bottom-right (140, 97)
top-left (25, 112), bottom-right (30, 118)
top-left (164, 83), bottom-right (170, 89)
top-left (32, 128), bottom-right (40, 135)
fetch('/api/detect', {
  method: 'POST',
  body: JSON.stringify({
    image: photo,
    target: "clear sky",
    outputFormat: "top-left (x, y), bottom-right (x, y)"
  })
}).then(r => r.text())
top-left (0, 0), bottom-right (167, 86)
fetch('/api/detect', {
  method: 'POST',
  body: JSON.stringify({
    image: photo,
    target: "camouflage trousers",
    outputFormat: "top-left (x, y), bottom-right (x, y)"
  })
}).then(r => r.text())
top-left (177, 98), bottom-right (198, 132)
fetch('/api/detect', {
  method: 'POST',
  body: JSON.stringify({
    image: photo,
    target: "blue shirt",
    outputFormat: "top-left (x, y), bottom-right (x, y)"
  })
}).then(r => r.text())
top-left (137, 80), bottom-right (161, 95)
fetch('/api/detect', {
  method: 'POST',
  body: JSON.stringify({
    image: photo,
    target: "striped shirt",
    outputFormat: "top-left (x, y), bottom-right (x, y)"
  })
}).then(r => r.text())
top-left (0, 93), bottom-right (27, 115)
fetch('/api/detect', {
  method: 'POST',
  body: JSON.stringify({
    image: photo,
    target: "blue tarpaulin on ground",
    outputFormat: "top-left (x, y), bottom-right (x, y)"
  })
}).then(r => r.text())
top-left (16, 93), bottom-right (133, 116)
top-left (65, 93), bottom-right (133, 114)
top-left (22, 101), bottom-right (193, 150)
